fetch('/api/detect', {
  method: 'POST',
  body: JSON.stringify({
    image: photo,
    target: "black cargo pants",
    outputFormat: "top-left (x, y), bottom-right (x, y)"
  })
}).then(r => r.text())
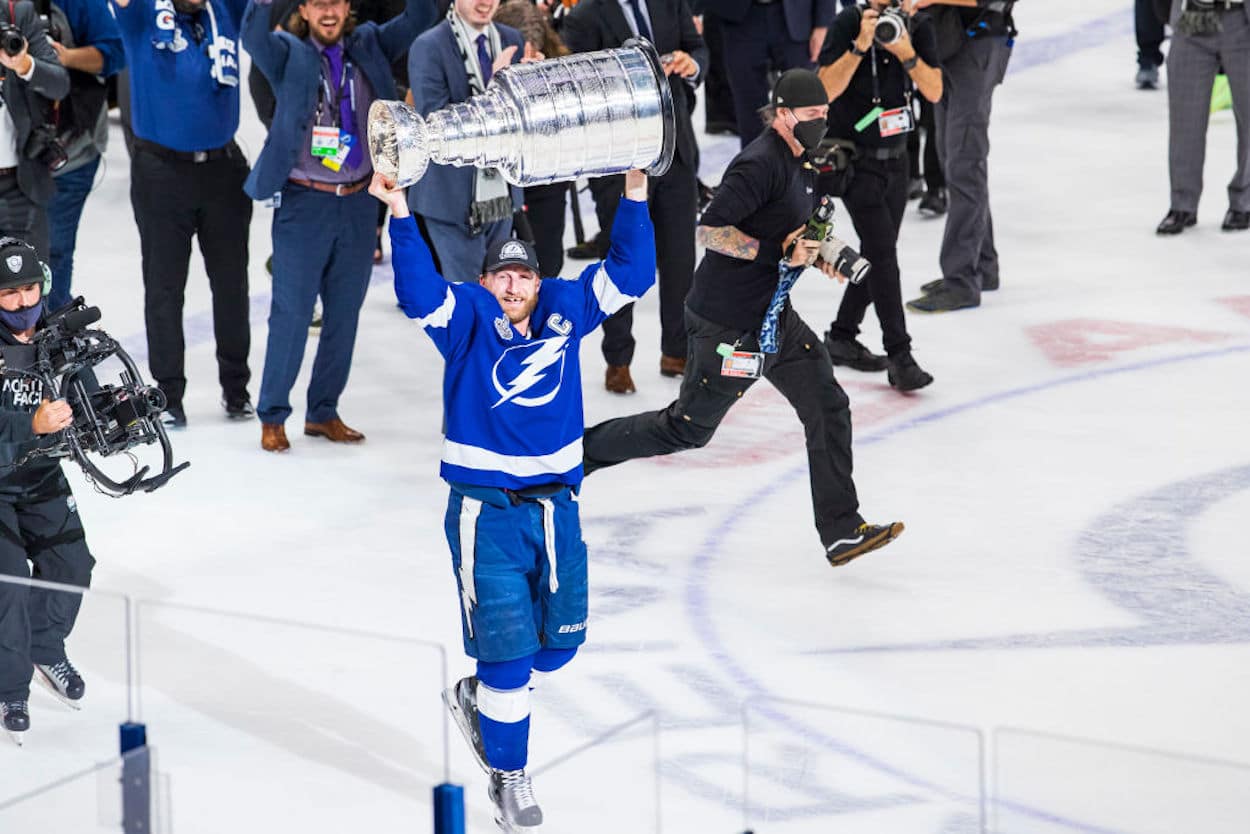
top-left (0, 480), bottom-right (95, 701)
top-left (584, 306), bottom-right (864, 547)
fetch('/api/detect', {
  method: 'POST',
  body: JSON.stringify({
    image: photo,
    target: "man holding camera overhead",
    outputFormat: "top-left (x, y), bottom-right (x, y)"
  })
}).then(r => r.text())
top-left (817, 0), bottom-right (941, 392)
top-left (0, 3), bottom-right (70, 261)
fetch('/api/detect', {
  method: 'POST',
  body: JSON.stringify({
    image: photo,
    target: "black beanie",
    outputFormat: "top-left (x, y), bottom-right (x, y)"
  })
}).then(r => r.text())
top-left (772, 69), bottom-right (829, 110)
top-left (0, 238), bottom-right (46, 292)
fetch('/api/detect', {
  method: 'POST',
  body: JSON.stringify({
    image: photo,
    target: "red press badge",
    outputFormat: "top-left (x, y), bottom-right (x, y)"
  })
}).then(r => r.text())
top-left (877, 106), bottom-right (915, 138)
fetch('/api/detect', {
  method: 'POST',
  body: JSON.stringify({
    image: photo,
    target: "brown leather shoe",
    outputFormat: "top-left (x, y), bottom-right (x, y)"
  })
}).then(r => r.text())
top-left (604, 365), bottom-right (636, 394)
top-left (261, 423), bottom-right (290, 453)
top-left (304, 417), bottom-right (366, 443)
top-left (659, 355), bottom-right (686, 377)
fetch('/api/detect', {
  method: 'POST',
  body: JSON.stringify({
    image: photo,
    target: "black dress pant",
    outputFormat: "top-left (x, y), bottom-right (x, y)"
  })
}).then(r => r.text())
top-left (702, 13), bottom-right (737, 130)
top-left (829, 154), bottom-right (913, 358)
top-left (588, 156), bottom-right (698, 365)
top-left (1137, 0), bottom-right (1166, 69)
top-left (585, 306), bottom-right (863, 547)
top-left (906, 99), bottom-right (944, 192)
top-left (0, 480), bottom-right (95, 701)
top-left (523, 182), bottom-right (568, 277)
top-left (720, 3), bottom-right (813, 147)
top-left (130, 145), bottom-right (253, 409)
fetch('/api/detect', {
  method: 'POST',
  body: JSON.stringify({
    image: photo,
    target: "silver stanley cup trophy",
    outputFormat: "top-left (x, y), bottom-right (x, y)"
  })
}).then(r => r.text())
top-left (367, 39), bottom-right (675, 188)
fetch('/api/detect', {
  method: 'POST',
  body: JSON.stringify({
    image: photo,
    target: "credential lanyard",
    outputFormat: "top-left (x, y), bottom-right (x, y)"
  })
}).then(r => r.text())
top-left (868, 44), bottom-right (911, 108)
top-left (316, 59), bottom-right (355, 127)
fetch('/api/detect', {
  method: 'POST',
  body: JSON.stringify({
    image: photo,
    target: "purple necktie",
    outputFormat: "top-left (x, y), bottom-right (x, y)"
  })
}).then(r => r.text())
top-left (477, 33), bottom-right (493, 85)
top-left (323, 43), bottom-right (364, 169)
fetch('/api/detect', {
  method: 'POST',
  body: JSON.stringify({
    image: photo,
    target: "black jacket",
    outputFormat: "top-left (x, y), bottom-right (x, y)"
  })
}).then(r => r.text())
top-left (560, 0), bottom-right (707, 169)
top-left (0, 0), bottom-right (71, 206)
top-left (0, 326), bottom-right (65, 497)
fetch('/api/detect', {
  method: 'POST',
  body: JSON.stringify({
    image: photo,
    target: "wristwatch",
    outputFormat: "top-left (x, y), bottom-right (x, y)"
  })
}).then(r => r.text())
top-left (901, 54), bottom-right (919, 71)
top-left (850, 43), bottom-right (869, 57)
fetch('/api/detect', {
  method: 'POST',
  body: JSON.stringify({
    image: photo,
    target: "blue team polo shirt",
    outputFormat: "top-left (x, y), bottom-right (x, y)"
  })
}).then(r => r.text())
top-left (113, 0), bottom-right (246, 151)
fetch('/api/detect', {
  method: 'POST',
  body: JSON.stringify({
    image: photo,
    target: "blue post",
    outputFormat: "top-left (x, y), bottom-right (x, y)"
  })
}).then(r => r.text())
top-left (119, 723), bottom-right (151, 834)
top-left (433, 783), bottom-right (465, 834)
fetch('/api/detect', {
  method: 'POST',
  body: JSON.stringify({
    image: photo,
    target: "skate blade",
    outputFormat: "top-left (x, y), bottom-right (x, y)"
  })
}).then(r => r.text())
top-left (6, 729), bottom-right (24, 747)
top-left (34, 669), bottom-right (83, 711)
top-left (442, 688), bottom-right (490, 776)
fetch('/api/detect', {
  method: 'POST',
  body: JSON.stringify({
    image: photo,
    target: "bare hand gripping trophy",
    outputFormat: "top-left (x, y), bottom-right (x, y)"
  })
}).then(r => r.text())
top-left (367, 40), bottom-right (676, 188)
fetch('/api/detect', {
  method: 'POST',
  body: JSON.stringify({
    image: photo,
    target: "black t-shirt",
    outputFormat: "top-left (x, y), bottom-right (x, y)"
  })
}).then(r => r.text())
top-left (686, 130), bottom-right (819, 333)
top-left (819, 5), bottom-right (940, 148)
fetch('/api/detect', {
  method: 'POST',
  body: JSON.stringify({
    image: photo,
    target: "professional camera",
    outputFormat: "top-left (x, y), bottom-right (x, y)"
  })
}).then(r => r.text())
top-left (0, 299), bottom-right (190, 496)
top-left (874, 1), bottom-right (910, 47)
top-left (805, 196), bottom-right (871, 284)
top-left (25, 123), bottom-right (69, 172)
top-left (0, 22), bottom-right (24, 56)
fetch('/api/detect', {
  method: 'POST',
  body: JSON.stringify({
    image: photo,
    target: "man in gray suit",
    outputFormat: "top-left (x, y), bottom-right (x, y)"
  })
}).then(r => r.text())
top-left (706, 0), bottom-right (835, 147)
top-left (1156, 0), bottom-right (1250, 235)
top-left (0, 4), bottom-right (71, 259)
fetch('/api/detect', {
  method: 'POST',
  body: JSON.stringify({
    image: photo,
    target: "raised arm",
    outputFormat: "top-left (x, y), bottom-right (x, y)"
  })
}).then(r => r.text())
top-left (241, 0), bottom-right (292, 82)
top-left (378, 0), bottom-right (436, 64)
top-left (578, 170), bottom-right (656, 328)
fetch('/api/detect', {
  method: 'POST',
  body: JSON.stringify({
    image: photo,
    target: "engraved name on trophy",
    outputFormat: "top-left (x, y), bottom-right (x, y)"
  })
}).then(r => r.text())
top-left (367, 39), bottom-right (676, 189)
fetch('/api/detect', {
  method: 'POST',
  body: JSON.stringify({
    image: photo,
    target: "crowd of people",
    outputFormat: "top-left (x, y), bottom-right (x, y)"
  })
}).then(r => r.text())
top-left (1, 0), bottom-right (1248, 828)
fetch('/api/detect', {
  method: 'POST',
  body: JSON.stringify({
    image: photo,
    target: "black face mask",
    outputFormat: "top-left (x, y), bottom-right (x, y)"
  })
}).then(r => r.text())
top-left (790, 113), bottom-right (828, 152)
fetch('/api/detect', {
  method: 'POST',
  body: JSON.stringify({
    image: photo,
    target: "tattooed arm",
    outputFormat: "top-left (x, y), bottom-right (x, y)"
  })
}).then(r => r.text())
top-left (696, 225), bottom-right (760, 262)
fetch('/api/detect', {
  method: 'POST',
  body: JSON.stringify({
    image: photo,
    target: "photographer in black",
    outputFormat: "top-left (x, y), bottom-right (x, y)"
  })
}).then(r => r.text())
top-left (818, 0), bottom-right (941, 391)
top-left (583, 70), bottom-right (905, 569)
top-left (0, 237), bottom-right (93, 743)
top-left (0, 1), bottom-right (70, 259)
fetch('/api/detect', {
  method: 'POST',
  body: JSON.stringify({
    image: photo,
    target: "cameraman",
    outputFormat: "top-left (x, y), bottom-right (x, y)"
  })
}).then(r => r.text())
top-left (40, 0), bottom-right (125, 311)
top-left (0, 237), bottom-right (93, 741)
top-left (0, 1), bottom-right (70, 260)
top-left (817, 0), bottom-right (941, 391)
top-left (904, 0), bottom-right (1016, 312)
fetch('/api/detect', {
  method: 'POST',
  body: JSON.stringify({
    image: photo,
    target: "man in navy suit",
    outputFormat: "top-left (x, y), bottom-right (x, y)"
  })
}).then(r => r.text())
top-left (562, 0), bottom-right (707, 392)
top-left (407, 0), bottom-right (532, 283)
top-left (706, 0), bottom-right (836, 146)
top-left (242, 0), bottom-right (435, 452)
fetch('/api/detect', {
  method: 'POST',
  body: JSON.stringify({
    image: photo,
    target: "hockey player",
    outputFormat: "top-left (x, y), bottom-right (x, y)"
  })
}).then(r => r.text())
top-left (0, 238), bottom-right (95, 745)
top-left (369, 168), bottom-right (656, 832)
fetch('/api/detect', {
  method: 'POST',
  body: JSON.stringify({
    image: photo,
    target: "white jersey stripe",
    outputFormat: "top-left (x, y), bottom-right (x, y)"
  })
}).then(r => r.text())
top-left (443, 436), bottom-right (583, 478)
top-left (457, 496), bottom-right (483, 638)
top-left (591, 263), bottom-right (642, 316)
top-left (416, 288), bottom-right (456, 328)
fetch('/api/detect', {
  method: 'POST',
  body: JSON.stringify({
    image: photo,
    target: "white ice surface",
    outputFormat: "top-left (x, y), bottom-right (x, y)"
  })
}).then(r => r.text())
top-left (4, 1), bottom-right (1250, 832)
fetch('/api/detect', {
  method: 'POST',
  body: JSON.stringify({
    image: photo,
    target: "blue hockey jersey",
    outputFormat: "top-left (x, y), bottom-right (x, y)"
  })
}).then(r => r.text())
top-left (390, 198), bottom-right (657, 489)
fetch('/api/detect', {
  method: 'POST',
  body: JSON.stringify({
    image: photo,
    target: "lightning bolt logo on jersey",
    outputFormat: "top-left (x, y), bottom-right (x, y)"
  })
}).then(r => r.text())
top-left (390, 199), bottom-right (658, 490)
top-left (492, 336), bottom-right (569, 408)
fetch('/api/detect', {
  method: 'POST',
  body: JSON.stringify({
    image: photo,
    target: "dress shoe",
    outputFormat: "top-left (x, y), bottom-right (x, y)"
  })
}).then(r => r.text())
top-left (261, 422), bottom-right (290, 452)
top-left (565, 241), bottom-right (599, 260)
top-left (605, 365), bottom-right (636, 394)
top-left (1222, 209), bottom-right (1250, 231)
top-left (823, 333), bottom-right (888, 372)
top-left (907, 284), bottom-right (980, 313)
top-left (1156, 210), bottom-right (1197, 235)
top-left (659, 355), bottom-right (686, 377)
top-left (918, 187), bottom-right (947, 217)
top-left (304, 418), bottom-right (366, 443)
top-left (160, 404), bottom-right (187, 430)
top-left (887, 352), bottom-right (934, 392)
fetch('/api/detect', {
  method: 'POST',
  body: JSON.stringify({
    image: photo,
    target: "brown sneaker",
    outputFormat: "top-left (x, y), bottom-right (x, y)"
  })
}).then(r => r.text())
top-left (605, 365), bottom-right (636, 394)
top-left (261, 423), bottom-right (290, 452)
top-left (304, 418), bottom-right (366, 443)
top-left (659, 355), bottom-right (686, 377)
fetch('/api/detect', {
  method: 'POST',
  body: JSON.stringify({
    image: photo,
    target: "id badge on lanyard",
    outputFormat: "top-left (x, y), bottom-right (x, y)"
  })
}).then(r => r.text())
top-left (855, 44), bottom-right (915, 137)
top-left (311, 60), bottom-right (354, 160)
top-left (877, 106), bottom-right (914, 137)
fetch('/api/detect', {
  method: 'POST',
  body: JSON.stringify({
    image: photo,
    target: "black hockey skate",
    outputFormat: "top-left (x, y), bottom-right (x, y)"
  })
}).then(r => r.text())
top-left (35, 660), bottom-right (86, 709)
top-left (443, 676), bottom-right (490, 775)
top-left (489, 768), bottom-right (543, 833)
top-left (826, 522), bottom-right (905, 567)
top-left (2, 700), bottom-right (29, 746)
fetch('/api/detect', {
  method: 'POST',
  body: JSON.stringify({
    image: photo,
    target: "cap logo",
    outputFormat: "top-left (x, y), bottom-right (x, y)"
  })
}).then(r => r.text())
top-left (500, 241), bottom-right (528, 261)
top-left (5, 255), bottom-right (22, 274)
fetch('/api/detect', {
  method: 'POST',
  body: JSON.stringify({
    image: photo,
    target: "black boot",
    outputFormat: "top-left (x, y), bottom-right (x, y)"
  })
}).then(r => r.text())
top-left (887, 352), bottom-right (934, 392)
top-left (1156, 210), bottom-right (1197, 235)
top-left (823, 333), bottom-right (889, 372)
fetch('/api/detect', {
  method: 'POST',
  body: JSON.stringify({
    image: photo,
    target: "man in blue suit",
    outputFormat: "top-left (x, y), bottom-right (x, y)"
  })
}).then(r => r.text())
top-left (707, 0), bottom-right (836, 146)
top-left (406, 0), bottom-right (530, 283)
top-left (242, 0), bottom-right (435, 452)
